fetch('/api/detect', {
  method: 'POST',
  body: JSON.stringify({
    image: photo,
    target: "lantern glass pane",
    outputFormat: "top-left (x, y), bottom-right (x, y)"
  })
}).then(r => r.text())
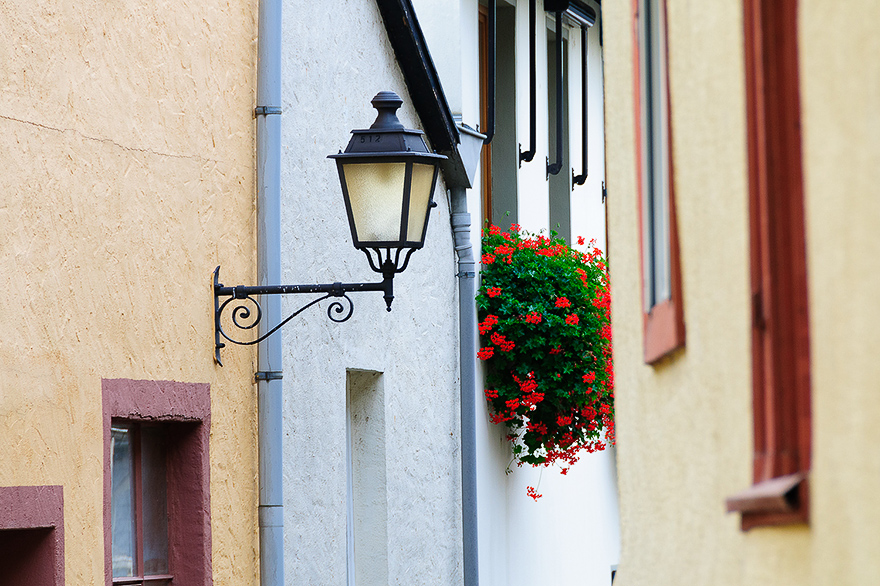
top-left (343, 162), bottom-right (406, 243)
top-left (406, 163), bottom-right (436, 242)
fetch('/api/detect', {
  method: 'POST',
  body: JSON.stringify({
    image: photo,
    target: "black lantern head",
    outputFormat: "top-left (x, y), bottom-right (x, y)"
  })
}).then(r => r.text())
top-left (329, 91), bottom-right (446, 266)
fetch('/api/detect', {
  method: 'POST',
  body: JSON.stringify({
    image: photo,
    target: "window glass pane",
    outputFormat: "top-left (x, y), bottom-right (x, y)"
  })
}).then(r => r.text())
top-left (141, 426), bottom-right (169, 576)
top-left (640, 0), bottom-right (655, 310)
top-left (652, 0), bottom-right (672, 304)
top-left (651, 130), bottom-right (671, 304)
top-left (547, 25), bottom-right (571, 244)
top-left (111, 425), bottom-right (137, 578)
top-left (641, 0), bottom-right (672, 309)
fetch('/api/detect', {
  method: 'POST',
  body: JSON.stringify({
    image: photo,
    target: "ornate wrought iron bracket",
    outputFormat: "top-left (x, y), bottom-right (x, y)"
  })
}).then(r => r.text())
top-left (213, 248), bottom-right (414, 365)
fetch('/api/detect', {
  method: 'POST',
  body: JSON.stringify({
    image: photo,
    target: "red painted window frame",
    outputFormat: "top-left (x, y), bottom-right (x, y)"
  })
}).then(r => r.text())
top-left (632, 0), bottom-right (685, 365)
top-left (103, 378), bottom-right (212, 585)
top-left (727, 0), bottom-right (812, 531)
top-left (0, 485), bottom-right (64, 585)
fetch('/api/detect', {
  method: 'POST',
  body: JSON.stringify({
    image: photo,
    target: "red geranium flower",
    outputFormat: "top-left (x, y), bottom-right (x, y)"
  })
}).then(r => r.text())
top-left (524, 312), bottom-right (542, 324)
top-left (554, 297), bottom-right (571, 308)
top-left (477, 347), bottom-right (494, 360)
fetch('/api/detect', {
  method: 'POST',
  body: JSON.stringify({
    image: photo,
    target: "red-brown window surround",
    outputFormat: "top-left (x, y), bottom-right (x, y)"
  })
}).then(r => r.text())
top-left (0, 485), bottom-right (64, 585)
top-left (103, 378), bottom-right (212, 585)
top-left (725, 0), bottom-right (811, 531)
top-left (632, 0), bottom-right (686, 364)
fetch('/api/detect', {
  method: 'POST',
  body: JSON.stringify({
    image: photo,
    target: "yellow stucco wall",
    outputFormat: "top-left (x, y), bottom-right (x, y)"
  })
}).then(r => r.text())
top-left (800, 1), bottom-right (880, 581)
top-left (603, 0), bottom-right (880, 584)
top-left (0, 1), bottom-right (259, 584)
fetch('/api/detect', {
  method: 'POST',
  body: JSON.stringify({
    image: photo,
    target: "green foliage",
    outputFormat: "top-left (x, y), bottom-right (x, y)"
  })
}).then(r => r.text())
top-left (477, 224), bottom-right (614, 475)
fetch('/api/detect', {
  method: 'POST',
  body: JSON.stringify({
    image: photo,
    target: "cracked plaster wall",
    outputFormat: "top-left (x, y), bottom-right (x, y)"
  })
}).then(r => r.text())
top-left (0, 0), bottom-right (260, 584)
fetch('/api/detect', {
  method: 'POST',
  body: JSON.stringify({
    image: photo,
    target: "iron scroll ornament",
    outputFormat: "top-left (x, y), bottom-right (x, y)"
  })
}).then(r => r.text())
top-left (213, 247), bottom-right (417, 365)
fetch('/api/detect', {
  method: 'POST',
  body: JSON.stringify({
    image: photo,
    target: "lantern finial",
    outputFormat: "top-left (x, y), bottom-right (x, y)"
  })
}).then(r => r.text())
top-left (370, 91), bottom-right (405, 130)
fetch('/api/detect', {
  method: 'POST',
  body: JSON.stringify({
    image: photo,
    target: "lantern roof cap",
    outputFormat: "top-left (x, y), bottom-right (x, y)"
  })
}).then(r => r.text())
top-left (330, 91), bottom-right (447, 160)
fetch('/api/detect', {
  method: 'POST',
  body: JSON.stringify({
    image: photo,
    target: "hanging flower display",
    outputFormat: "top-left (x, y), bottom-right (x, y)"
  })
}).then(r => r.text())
top-left (476, 224), bottom-right (614, 498)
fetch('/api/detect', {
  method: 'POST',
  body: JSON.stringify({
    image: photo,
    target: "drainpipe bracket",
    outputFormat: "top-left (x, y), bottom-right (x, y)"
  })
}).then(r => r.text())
top-left (255, 371), bottom-right (284, 382)
top-left (254, 106), bottom-right (283, 117)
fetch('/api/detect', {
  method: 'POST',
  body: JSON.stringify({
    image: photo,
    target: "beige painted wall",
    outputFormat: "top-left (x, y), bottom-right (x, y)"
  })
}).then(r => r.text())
top-left (800, 0), bottom-right (880, 582)
top-left (0, 0), bottom-right (259, 584)
top-left (603, 0), bottom-right (880, 584)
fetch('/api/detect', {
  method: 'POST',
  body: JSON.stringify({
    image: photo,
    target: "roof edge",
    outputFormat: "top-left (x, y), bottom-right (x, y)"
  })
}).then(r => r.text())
top-left (375, 0), bottom-right (471, 186)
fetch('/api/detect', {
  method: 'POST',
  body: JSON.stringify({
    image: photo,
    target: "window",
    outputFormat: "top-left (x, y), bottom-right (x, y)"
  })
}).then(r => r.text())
top-left (547, 14), bottom-right (571, 243)
top-left (103, 379), bottom-right (211, 586)
top-left (725, 0), bottom-right (811, 530)
top-left (0, 485), bottom-right (64, 586)
top-left (634, 0), bottom-right (684, 363)
top-left (479, 4), bottom-right (493, 226)
top-left (479, 0), bottom-right (518, 230)
top-left (111, 423), bottom-right (171, 584)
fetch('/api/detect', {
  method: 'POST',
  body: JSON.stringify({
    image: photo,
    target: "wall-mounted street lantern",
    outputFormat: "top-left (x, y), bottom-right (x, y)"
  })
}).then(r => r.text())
top-left (213, 91), bottom-right (446, 364)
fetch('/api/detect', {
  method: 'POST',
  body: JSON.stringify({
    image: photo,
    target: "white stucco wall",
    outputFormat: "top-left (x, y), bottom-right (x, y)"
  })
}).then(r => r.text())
top-left (279, 1), bottom-right (462, 584)
top-left (411, 0), bottom-right (465, 116)
top-left (569, 16), bottom-right (607, 251)
top-left (515, 0), bottom-right (552, 231)
top-left (417, 1), bottom-right (620, 585)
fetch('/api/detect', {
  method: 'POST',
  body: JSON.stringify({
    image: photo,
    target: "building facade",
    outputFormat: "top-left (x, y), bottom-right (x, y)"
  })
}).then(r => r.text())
top-left (602, 0), bottom-right (880, 583)
top-left (414, 1), bottom-right (621, 585)
top-left (273, 0), bottom-right (621, 584)
top-left (0, 0), bottom-right (261, 584)
top-left (275, 1), bottom-right (463, 583)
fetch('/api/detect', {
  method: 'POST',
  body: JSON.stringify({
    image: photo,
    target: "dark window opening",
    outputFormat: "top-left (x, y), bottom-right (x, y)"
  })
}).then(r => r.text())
top-left (0, 485), bottom-right (64, 586)
top-left (481, 1), bottom-right (518, 231)
top-left (0, 528), bottom-right (56, 586)
top-left (547, 20), bottom-right (571, 243)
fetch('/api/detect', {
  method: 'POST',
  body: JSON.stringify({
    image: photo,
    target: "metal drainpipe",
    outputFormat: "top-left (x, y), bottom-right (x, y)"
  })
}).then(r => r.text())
top-left (451, 185), bottom-right (479, 586)
top-left (255, 0), bottom-right (284, 582)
